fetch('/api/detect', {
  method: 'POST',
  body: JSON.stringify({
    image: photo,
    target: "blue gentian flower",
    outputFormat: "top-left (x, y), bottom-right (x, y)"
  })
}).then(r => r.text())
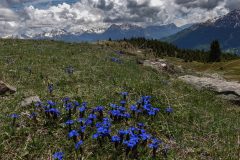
top-left (62, 97), bottom-right (70, 103)
top-left (111, 57), bottom-right (122, 63)
top-left (149, 138), bottom-right (161, 149)
top-left (137, 123), bottom-right (144, 128)
top-left (121, 92), bottom-right (128, 96)
top-left (65, 103), bottom-right (73, 111)
top-left (35, 101), bottom-right (42, 107)
top-left (88, 113), bottom-right (97, 120)
top-left (148, 110), bottom-right (156, 116)
top-left (65, 120), bottom-right (74, 125)
top-left (109, 103), bottom-right (118, 109)
top-left (92, 133), bottom-right (99, 139)
top-left (120, 100), bottom-right (127, 106)
top-left (85, 119), bottom-right (93, 126)
top-left (111, 135), bottom-right (121, 142)
top-left (140, 133), bottom-right (151, 141)
top-left (48, 83), bottom-right (53, 94)
top-left (79, 126), bottom-right (86, 133)
top-left (53, 152), bottom-right (64, 160)
top-left (165, 106), bottom-right (173, 114)
top-left (68, 130), bottom-right (79, 138)
top-left (29, 112), bottom-right (37, 119)
top-left (79, 107), bottom-right (86, 112)
top-left (130, 105), bottom-right (137, 111)
top-left (75, 140), bottom-right (83, 150)
top-left (94, 106), bottom-right (104, 112)
top-left (47, 100), bottom-right (56, 107)
top-left (10, 113), bottom-right (19, 119)
top-left (73, 101), bottom-right (80, 107)
top-left (77, 118), bottom-right (85, 123)
top-left (49, 108), bottom-right (61, 117)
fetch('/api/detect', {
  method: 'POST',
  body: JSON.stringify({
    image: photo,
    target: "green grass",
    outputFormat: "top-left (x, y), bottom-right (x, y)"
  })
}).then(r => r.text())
top-left (0, 39), bottom-right (239, 159)
top-left (166, 57), bottom-right (240, 82)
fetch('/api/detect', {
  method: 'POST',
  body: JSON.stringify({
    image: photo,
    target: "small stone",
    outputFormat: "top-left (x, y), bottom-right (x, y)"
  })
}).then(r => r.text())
top-left (0, 81), bottom-right (16, 95)
top-left (21, 96), bottom-right (41, 107)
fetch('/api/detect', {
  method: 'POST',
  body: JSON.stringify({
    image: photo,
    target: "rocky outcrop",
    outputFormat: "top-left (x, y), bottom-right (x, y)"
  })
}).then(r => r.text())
top-left (0, 81), bottom-right (16, 95)
top-left (21, 96), bottom-right (41, 107)
top-left (143, 59), bottom-right (183, 74)
top-left (179, 75), bottom-right (240, 102)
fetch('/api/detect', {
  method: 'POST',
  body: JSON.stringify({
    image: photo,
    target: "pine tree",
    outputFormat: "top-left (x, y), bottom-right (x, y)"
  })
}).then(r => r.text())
top-left (209, 40), bottom-right (221, 62)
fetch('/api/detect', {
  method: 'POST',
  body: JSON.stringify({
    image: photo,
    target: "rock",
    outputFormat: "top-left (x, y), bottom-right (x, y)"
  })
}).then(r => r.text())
top-left (0, 81), bottom-right (16, 95)
top-left (21, 96), bottom-right (41, 107)
top-left (143, 59), bottom-right (176, 74)
top-left (178, 75), bottom-right (240, 102)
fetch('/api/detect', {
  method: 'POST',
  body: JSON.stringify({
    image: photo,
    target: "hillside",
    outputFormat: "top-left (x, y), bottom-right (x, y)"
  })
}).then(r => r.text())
top-left (166, 9), bottom-right (240, 54)
top-left (0, 39), bottom-right (239, 159)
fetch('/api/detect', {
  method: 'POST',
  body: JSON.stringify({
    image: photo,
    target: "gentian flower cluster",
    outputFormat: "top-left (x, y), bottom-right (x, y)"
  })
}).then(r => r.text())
top-left (18, 93), bottom-right (173, 159)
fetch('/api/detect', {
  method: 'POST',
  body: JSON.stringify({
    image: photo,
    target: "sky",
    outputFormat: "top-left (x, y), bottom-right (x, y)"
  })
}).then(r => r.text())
top-left (0, 0), bottom-right (239, 37)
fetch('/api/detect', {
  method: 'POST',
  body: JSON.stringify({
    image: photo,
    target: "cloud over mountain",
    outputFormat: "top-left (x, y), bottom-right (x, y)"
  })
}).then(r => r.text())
top-left (0, 0), bottom-right (238, 37)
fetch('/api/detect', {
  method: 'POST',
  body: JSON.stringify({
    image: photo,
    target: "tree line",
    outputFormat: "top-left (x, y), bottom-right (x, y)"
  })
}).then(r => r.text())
top-left (118, 38), bottom-right (238, 63)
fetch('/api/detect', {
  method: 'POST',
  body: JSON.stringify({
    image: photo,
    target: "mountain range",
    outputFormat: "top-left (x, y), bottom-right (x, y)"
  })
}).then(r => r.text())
top-left (166, 9), bottom-right (240, 54)
top-left (29, 23), bottom-right (187, 42)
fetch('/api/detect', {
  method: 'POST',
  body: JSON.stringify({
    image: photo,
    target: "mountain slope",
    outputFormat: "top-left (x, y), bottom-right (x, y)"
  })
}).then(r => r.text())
top-left (33, 23), bottom-right (187, 42)
top-left (166, 9), bottom-right (240, 54)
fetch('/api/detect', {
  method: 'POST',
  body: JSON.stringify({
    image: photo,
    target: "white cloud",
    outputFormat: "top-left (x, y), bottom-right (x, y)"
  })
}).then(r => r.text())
top-left (0, 0), bottom-right (237, 37)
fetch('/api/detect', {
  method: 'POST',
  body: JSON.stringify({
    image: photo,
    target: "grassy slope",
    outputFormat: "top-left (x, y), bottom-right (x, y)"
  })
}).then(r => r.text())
top-left (0, 39), bottom-right (239, 159)
top-left (166, 57), bottom-right (240, 82)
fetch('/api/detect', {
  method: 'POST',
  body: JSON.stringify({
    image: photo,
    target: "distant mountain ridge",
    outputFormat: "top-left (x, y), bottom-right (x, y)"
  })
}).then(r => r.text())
top-left (166, 9), bottom-right (240, 54)
top-left (19, 23), bottom-right (189, 42)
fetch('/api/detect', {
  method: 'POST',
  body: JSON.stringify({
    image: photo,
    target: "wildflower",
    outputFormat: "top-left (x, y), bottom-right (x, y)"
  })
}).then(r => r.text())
top-left (85, 119), bottom-right (93, 126)
top-left (65, 120), bottom-right (74, 131)
top-left (79, 106), bottom-right (86, 118)
top-left (77, 118), bottom-right (85, 125)
top-left (111, 57), bottom-right (122, 63)
top-left (111, 135), bottom-right (121, 143)
top-left (137, 123), bottom-right (144, 128)
top-left (92, 133), bottom-right (99, 139)
top-left (62, 97), bottom-right (70, 104)
top-left (47, 100), bottom-right (56, 107)
top-left (120, 100), bottom-right (127, 107)
top-left (109, 103), bottom-right (118, 109)
top-left (88, 113), bottom-right (97, 120)
top-left (165, 106), bottom-right (173, 114)
top-left (130, 105), bottom-right (137, 111)
top-left (75, 140), bottom-right (83, 151)
top-left (65, 120), bottom-right (74, 125)
top-left (140, 132), bottom-right (151, 141)
top-left (48, 83), bottom-right (53, 94)
top-left (79, 125), bottom-right (86, 133)
top-left (111, 135), bottom-right (121, 148)
top-left (65, 103), bottom-right (73, 119)
top-left (35, 101), bottom-right (42, 108)
top-left (49, 108), bottom-right (61, 119)
top-left (65, 66), bottom-right (74, 75)
top-left (73, 101), bottom-right (80, 107)
top-left (149, 138), bottom-right (161, 158)
top-left (94, 106), bottom-right (104, 112)
top-left (53, 152), bottom-right (64, 160)
top-left (68, 130), bottom-right (79, 142)
top-left (29, 112), bottom-right (37, 120)
top-left (10, 113), bottom-right (19, 119)
top-left (121, 92), bottom-right (128, 100)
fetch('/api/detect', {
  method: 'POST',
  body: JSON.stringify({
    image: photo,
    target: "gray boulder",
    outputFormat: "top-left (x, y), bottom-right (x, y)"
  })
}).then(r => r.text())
top-left (21, 96), bottom-right (41, 107)
top-left (0, 81), bottom-right (16, 95)
top-left (178, 75), bottom-right (240, 102)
